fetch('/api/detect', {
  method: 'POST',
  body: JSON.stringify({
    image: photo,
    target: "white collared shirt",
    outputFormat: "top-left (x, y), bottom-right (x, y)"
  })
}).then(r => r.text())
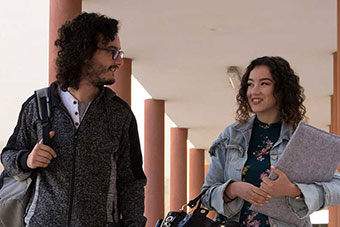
top-left (59, 88), bottom-right (90, 129)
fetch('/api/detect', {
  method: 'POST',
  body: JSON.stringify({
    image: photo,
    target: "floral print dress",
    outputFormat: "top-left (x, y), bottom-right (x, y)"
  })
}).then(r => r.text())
top-left (239, 117), bottom-right (281, 227)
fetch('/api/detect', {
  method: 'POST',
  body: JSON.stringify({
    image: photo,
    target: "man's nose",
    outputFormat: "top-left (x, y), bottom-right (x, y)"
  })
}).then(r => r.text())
top-left (115, 56), bottom-right (124, 68)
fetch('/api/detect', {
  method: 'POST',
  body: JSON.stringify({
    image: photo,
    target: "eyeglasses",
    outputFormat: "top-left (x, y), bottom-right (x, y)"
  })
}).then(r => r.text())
top-left (97, 47), bottom-right (124, 60)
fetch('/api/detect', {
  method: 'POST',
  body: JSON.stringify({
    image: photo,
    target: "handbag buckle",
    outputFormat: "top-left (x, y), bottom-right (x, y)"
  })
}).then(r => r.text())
top-left (165, 216), bottom-right (174, 222)
top-left (179, 204), bottom-right (195, 215)
top-left (179, 204), bottom-right (187, 212)
top-left (162, 215), bottom-right (174, 227)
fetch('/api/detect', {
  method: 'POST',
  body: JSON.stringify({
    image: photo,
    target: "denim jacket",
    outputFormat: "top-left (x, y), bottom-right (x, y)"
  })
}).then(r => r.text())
top-left (202, 115), bottom-right (340, 227)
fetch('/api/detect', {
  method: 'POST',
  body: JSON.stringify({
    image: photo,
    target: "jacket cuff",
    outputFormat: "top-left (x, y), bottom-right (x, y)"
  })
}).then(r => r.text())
top-left (18, 151), bottom-right (32, 172)
top-left (287, 197), bottom-right (308, 218)
top-left (210, 180), bottom-right (242, 218)
top-left (288, 183), bottom-right (324, 218)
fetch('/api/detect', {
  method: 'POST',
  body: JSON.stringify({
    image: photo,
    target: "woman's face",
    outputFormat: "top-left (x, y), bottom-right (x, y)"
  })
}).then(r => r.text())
top-left (246, 65), bottom-right (280, 123)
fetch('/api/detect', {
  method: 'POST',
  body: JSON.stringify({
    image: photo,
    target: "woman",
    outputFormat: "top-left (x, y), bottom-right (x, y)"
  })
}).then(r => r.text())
top-left (201, 56), bottom-right (340, 226)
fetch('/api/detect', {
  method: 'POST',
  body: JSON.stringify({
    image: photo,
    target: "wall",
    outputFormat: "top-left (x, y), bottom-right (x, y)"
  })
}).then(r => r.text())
top-left (0, 1), bottom-right (49, 170)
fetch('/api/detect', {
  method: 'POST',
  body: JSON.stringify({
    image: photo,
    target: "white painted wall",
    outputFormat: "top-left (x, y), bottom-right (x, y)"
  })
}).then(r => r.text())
top-left (0, 1), bottom-right (49, 169)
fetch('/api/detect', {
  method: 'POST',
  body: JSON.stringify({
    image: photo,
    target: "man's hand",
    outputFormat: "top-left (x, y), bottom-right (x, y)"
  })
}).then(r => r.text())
top-left (27, 131), bottom-right (57, 169)
top-left (260, 166), bottom-right (301, 198)
top-left (225, 181), bottom-right (271, 206)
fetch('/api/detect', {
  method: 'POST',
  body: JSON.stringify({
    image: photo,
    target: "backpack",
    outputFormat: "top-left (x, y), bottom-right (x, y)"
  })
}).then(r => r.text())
top-left (0, 87), bottom-right (52, 227)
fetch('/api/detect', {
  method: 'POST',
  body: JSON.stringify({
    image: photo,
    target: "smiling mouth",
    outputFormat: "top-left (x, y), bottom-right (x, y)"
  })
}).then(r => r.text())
top-left (251, 98), bottom-right (263, 104)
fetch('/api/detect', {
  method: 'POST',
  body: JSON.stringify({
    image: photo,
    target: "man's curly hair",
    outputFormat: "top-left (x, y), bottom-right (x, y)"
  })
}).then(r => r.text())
top-left (236, 56), bottom-right (306, 129)
top-left (55, 12), bottom-right (119, 90)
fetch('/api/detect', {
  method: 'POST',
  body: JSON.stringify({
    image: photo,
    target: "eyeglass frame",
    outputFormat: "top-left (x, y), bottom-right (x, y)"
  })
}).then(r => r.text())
top-left (97, 47), bottom-right (124, 60)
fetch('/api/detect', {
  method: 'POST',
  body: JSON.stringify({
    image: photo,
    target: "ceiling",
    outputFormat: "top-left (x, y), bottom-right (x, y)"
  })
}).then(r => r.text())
top-left (83, 0), bottom-right (337, 149)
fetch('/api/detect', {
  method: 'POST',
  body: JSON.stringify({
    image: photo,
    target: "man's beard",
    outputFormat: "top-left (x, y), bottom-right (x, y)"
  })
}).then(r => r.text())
top-left (83, 60), bottom-right (116, 87)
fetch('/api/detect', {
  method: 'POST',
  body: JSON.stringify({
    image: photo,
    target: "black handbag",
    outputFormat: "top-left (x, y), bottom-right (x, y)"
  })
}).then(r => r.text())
top-left (155, 190), bottom-right (241, 227)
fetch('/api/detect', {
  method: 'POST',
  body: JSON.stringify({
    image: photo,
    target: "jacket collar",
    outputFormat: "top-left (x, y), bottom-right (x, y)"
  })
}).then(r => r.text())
top-left (234, 115), bottom-right (292, 137)
top-left (234, 115), bottom-right (256, 146)
top-left (49, 82), bottom-right (115, 108)
top-left (49, 82), bottom-right (61, 108)
top-left (232, 115), bottom-right (292, 155)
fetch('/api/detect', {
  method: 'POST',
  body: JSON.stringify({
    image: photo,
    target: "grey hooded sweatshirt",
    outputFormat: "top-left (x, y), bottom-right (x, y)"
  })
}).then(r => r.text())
top-left (1, 82), bottom-right (147, 227)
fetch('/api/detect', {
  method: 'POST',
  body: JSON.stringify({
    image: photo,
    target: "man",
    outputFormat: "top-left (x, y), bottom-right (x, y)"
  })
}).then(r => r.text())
top-left (1, 12), bottom-right (147, 227)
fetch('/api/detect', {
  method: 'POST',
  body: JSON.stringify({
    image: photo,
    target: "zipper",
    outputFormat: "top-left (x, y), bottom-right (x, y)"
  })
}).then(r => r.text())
top-left (65, 102), bottom-right (91, 226)
top-left (50, 103), bottom-right (77, 226)
top-left (60, 98), bottom-right (93, 226)
top-left (61, 103), bottom-right (78, 227)
top-left (67, 131), bottom-right (78, 227)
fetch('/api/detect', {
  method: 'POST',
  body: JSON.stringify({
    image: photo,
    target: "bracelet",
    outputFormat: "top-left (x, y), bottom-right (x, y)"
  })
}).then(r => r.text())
top-left (223, 190), bottom-right (235, 202)
top-left (294, 193), bottom-right (304, 200)
top-left (292, 183), bottom-right (304, 200)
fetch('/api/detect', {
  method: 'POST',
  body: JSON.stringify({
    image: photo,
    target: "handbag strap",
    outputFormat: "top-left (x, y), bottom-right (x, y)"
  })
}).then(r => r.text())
top-left (187, 188), bottom-right (208, 208)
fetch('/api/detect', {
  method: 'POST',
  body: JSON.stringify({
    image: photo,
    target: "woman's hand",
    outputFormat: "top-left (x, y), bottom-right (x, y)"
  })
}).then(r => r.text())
top-left (225, 181), bottom-right (271, 206)
top-left (260, 166), bottom-right (301, 198)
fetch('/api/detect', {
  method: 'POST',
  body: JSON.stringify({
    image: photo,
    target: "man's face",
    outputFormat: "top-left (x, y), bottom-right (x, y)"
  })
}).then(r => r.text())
top-left (83, 35), bottom-right (124, 87)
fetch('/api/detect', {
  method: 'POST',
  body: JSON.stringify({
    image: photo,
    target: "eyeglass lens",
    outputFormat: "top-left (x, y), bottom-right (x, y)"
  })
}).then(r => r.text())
top-left (112, 50), bottom-right (124, 59)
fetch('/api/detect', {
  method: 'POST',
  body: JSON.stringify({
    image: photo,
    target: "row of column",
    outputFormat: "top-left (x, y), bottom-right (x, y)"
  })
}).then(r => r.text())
top-left (144, 100), bottom-right (211, 226)
top-left (49, 1), bottom-right (340, 226)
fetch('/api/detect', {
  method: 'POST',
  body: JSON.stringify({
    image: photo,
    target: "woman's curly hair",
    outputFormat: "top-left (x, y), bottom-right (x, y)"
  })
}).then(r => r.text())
top-left (236, 56), bottom-right (306, 129)
top-left (55, 12), bottom-right (119, 90)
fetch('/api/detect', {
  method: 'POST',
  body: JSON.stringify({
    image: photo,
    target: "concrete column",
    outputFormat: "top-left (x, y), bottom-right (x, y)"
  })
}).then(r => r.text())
top-left (336, 51), bottom-right (340, 134)
top-left (189, 148), bottom-right (205, 201)
top-left (109, 58), bottom-right (132, 105)
top-left (204, 164), bottom-right (216, 219)
top-left (337, 0), bottom-right (340, 133)
top-left (144, 99), bottom-right (165, 227)
top-left (170, 128), bottom-right (188, 211)
top-left (331, 52), bottom-right (338, 136)
top-left (330, 95), bottom-right (335, 134)
top-left (49, 0), bottom-right (82, 83)
top-left (329, 51), bottom-right (340, 226)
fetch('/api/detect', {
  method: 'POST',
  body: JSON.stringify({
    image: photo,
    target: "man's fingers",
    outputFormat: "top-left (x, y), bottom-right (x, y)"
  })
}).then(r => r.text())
top-left (37, 144), bottom-right (57, 158)
top-left (36, 151), bottom-right (54, 161)
top-left (38, 138), bottom-right (43, 145)
top-left (29, 139), bottom-right (57, 169)
top-left (29, 156), bottom-right (51, 169)
top-left (33, 160), bottom-right (49, 168)
top-left (35, 156), bottom-right (52, 165)
top-left (49, 131), bottom-right (55, 138)
top-left (38, 130), bottom-right (55, 146)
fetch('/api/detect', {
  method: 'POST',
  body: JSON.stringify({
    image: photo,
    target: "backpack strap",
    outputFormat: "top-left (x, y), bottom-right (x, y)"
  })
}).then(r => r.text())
top-left (0, 88), bottom-right (53, 190)
top-left (35, 87), bottom-right (52, 146)
top-left (0, 171), bottom-right (7, 189)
